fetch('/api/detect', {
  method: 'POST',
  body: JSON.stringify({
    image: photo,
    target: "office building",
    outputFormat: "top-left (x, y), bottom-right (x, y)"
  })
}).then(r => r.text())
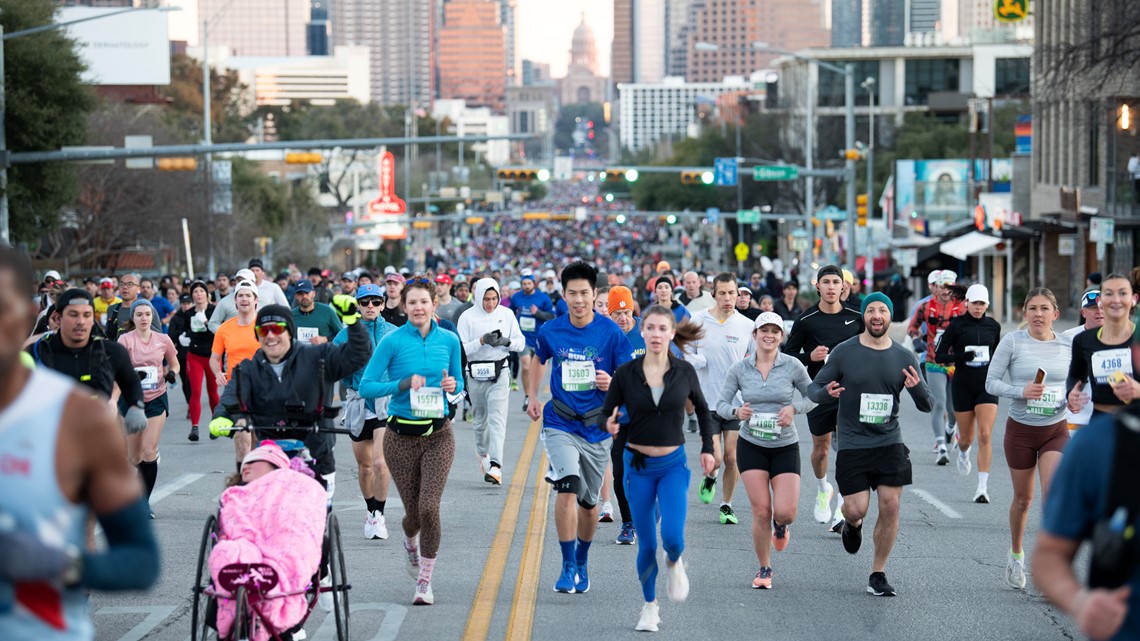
top-left (199, 0), bottom-right (310, 57)
top-left (433, 100), bottom-right (511, 165)
top-left (522, 59), bottom-right (554, 86)
top-left (507, 84), bottom-right (557, 160)
top-left (869, 0), bottom-right (906, 46)
top-left (308, 0), bottom-right (330, 55)
top-left (831, 0), bottom-right (863, 46)
top-left (500, 0), bottom-right (520, 85)
top-left (617, 76), bottom-right (754, 151)
top-left (685, 0), bottom-right (828, 83)
top-left (224, 46), bottom-right (371, 105)
top-left (665, 0), bottom-right (696, 76)
top-left (438, 0), bottom-right (507, 112)
top-left (332, 0), bottom-right (434, 107)
top-left (612, 0), bottom-right (634, 85)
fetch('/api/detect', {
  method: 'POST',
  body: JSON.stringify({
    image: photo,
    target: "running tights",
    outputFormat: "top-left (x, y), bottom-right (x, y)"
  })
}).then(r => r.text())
top-left (927, 369), bottom-right (955, 440)
top-left (384, 424), bottom-right (455, 558)
top-left (186, 352), bottom-right (220, 427)
top-left (611, 430), bottom-right (632, 523)
top-left (624, 447), bottom-right (689, 603)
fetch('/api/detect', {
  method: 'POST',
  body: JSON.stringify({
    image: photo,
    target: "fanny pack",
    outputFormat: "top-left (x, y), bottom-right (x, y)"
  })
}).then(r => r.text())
top-left (552, 398), bottom-right (604, 428)
top-left (388, 415), bottom-right (448, 437)
top-left (467, 359), bottom-right (507, 382)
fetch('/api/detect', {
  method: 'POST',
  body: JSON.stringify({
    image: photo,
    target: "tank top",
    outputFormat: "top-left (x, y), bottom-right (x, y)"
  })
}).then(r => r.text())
top-left (0, 368), bottom-right (91, 641)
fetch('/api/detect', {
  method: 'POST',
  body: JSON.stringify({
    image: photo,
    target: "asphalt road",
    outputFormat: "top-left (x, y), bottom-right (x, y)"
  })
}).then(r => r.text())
top-left (91, 353), bottom-right (1083, 641)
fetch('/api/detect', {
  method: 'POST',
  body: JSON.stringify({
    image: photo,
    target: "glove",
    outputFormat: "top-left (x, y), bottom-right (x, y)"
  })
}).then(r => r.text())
top-left (125, 406), bottom-right (147, 434)
top-left (332, 294), bottom-right (360, 325)
top-left (164, 370), bottom-right (177, 385)
top-left (194, 311), bottom-right (207, 323)
top-left (0, 527), bottom-right (66, 582)
top-left (209, 416), bottom-right (235, 438)
top-left (178, 334), bottom-right (191, 347)
top-left (962, 350), bottom-right (976, 362)
top-left (481, 332), bottom-right (497, 346)
top-left (493, 334), bottom-right (512, 348)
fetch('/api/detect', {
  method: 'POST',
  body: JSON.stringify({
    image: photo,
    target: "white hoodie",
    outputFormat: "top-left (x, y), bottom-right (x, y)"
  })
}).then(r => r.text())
top-left (457, 278), bottom-right (526, 362)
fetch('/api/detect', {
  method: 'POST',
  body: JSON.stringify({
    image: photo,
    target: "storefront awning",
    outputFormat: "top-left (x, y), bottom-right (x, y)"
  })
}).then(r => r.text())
top-left (940, 231), bottom-right (1001, 260)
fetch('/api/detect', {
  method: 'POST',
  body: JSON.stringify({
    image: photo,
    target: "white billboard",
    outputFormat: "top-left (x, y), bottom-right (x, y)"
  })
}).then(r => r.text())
top-left (57, 8), bottom-right (171, 86)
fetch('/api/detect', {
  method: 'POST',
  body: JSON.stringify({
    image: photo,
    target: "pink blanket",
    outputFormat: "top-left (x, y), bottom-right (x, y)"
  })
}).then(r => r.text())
top-left (209, 469), bottom-right (327, 640)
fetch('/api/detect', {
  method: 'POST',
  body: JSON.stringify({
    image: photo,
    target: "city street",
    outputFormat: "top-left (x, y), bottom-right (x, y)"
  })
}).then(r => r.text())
top-left (92, 359), bottom-right (1082, 641)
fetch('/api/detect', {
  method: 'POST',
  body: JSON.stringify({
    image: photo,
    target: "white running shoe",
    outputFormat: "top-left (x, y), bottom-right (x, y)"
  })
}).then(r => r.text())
top-left (413, 579), bottom-right (434, 605)
top-left (318, 575), bottom-right (334, 612)
top-left (373, 512), bottom-right (389, 540)
top-left (935, 446), bottom-right (949, 466)
top-left (635, 601), bottom-right (660, 632)
top-left (599, 501), bottom-right (614, 523)
top-left (829, 507), bottom-right (845, 534)
top-left (813, 482), bottom-right (834, 523)
top-left (665, 557), bottom-right (689, 602)
top-left (957, 447), bottom-right (972, 476)
top-left (974, 487), bottom-right (990, 504)
top-left (364, 512), bottom-right (375, 539)
top-left (1005, 553), bottom-right (1027, 590)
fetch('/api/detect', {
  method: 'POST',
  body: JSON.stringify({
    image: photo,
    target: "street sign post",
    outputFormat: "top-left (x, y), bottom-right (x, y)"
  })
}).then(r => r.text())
top-left (706, 207), bottom-right (720, 223)
top-left (714, 157), bottom-right (738, 186)
top-left (752, 165), bottom-right (799, 181)
top-left (737, 209), bottom-right (760, 224)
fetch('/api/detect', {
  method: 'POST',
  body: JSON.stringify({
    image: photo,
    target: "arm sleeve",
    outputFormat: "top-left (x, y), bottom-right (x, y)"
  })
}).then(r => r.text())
top-left (807, 348), bottom-right (842, 403)
top-left (683, 315), bottom-right (708, 369)
top-left (211, 326), bottom-right (227, 356)
top-left (507, 316), bottom-right (526, 352)
top-left (533, 309), bottom-right (556, 321)
top-left (534, 327), bottom-right (551, 365)
top-left (907, 301), bottom-right (926, 335)
top-left (81, 497), bottom-right (159, 590)
top-left (208, 301), bottom-right (227, 334)
top-left (687, 366), bottom-right (715, 454)
top-left (791, 361), bottom-right (818, 414)
top-left (109, 343), bottom-right (145, 408)
top-left (457, 314), bottom-right (484, 357)
top-left (715, 363), bottom-right (741, 420)
top-left (1066, 338), bottom-right (1088, 396)
top-left (162, 336), bottom-right (179, 366)
top-left (359, 334), bottom-right (402, 399)
top-left (326, 311), bottom-right (344, 337)
top-left (985, 334), bottom-right (1024, 399)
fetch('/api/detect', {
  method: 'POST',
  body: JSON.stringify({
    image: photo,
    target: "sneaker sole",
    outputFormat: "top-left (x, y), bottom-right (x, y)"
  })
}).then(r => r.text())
top-left (866, 586), bottom-right (897, 596)
top-left (936, 456), bottom-right (949, 466)
top-left (752, 583), bottom-right (772, 589)
top-left (413, 597), bottom-right (434, 605)
top-left (974, 494), bottom-right (990, 504)
top-left (616, 538), bottom-right (636, 545)
top-left (553, 586), bottom-right (577, 594)
top-left (599, 515), bottom-right (614, 523)
top-left (484, 473), bottom-right (502, 485)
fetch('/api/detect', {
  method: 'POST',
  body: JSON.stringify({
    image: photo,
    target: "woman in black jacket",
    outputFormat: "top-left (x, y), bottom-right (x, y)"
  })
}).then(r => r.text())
top-left (171, 281), bottom-right (216, 442)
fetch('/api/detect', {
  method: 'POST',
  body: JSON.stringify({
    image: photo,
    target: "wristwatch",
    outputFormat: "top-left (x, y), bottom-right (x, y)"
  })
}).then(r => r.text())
top-left (61, 543), bottom-right (83, 586)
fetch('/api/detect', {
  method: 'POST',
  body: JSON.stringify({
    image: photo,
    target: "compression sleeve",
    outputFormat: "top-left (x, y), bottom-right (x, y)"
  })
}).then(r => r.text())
top-left (82, 496), bottom-right (159, 590)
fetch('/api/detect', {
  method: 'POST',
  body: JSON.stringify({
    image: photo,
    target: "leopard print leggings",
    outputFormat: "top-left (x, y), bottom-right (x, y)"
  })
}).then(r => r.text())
top-left (383, 422), bottom-right (455, 558)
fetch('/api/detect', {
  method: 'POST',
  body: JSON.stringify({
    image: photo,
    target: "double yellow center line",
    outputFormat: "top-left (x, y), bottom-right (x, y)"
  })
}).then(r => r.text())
top-left (462, 420), bottom-right (550, 641)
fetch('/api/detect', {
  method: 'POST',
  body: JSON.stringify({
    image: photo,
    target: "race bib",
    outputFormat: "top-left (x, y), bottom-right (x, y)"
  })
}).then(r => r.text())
top-left (470, 362), bottom-right (497, 381)
top-left (520, 316), bottom-right (536, 332)
top-left (1026, 384), bottom-right (1065, 417)
top-left (1091, 348), bottom-right (1133, 384)
top-left (297, 327), bottom-right (319, 342)
top-left (410, 386), bottom-right (445, 418)
top-left (859, 393), bottom-right (893, 425)
top-left (747, 413), bottom-right (781, 441)
top-left (561, 360), bottom-right (596, 391)
top-left (190, 316), bottom-right (206, 333)
top-left (137, 366), bottom-right (160, 391)
top-left (965, 345), bottom-right (990, 367)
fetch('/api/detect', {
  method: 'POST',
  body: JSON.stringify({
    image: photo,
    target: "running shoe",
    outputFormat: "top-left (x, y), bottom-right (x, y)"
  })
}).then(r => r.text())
top-left (841, 519), bottom-right (862, 554)
top-left (772, 522), bottom-right (790, 552)
top-left (719, 504), bottom-right (739, 525)
top-left (188, 425), bottom-right (199, 442)
top-left (599, 501), bottom-right (614, 522)
top-left (698, 477), bottom-right (716, 504)
top-left (813, 482), bottom-right (834, 523)
top-left (829, 507), bottom-right (845, 533)
top-left (687, 418), bottom-right (698, 433)
top-left (867, 572), bottom-right (897, 596)
top-left (935, 445), bottom-right (949, 466)
top-left (575, 562), bottom-right (590, 593)
top-left (974, 488), bottom-right (990, 504)
top-left (319, 575), bottom-right (334, 611)
top-left (510, 380), bottom-right (519, 392)
top-left (957, 447), bottom-right (972, 476)
top-left (462, 407), bottom-right (470, 422)
top-left (752, 566), bottom-right (773, 589)
top-left (485, 465), bottom-right (502, 485)
top-left (554, 560), bottom-right (578, 593)
top-left (616, 522), bottom-right (637, 545)
top-left (665, 557), bottom-right (689, 602)
top-left (364, 512), bottom-right (375, 539)
top-left (635, 601), bottom-right (660, 632)
top-left (413, 580), bottom-right (434, 605)
top-left (373, 512), bottom-right (389, 540)
top-left (1005, 553), bottom-right (1027, 590)
top-left (404, 537), bottom-right (421, 579)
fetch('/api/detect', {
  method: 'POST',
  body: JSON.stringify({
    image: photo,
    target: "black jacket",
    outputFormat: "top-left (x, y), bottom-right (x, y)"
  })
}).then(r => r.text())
top-left (27, 332), bottom-right (144, 408)
top-left (934, 313), bottom-right (1002, 371)
top-left (602, 354), bottom-right (715, 455)
top-left (169, 305), bottom-right (216, 358)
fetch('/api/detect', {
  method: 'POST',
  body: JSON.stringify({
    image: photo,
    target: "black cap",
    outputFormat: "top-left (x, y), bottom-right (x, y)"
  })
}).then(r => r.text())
top-left (308, 267), bottom-right (323, 277)
top-left (179, 293), bottom-right (192, 303)
top-left (255, 304), bottom-right (296, 339)
top-left (248, 258), bottom-right (265, 270)
top-left (57, 288), bottom-right (94, 309)
top-left (1088, 272), bottom-right (1102, 285)
top-left (816, 265), bottom-right (844, 282)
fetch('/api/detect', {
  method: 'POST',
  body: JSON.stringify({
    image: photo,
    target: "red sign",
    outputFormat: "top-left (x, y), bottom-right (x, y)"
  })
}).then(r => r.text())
top-left (367, 151), bottom-right (406, 217)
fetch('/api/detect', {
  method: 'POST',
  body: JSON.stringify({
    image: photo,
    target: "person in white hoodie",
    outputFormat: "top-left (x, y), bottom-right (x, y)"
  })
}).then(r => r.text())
top-left (457, 278), bottom-right (526, 484)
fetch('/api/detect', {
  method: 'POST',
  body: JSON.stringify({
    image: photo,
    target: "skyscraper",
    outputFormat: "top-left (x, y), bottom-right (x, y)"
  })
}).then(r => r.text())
top-left (686, 0), bottom-right (828, 83)
top-left (438, 0), bottom-right (507, 111)
top-left (612, 0), bottom-right (634, 85)
top-left (500, 0), bottom-right (520, 85)
top-left (666, 0), bottom-right (696, 77)
top-left (633, 0), bottom-right (667, 83)
top-left (308, 0), bottom-right (330, 56)
top-left (199, 0), bottom-right (310, 57)
top-left (331, 0), bottom-right (434, 107)
top-left (831, 0), bottom-right (863, 46)
top-left (869, 0), bottom-right (906, 45)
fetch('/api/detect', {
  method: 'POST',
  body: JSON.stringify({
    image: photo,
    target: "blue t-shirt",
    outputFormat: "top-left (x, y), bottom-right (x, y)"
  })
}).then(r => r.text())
top-left (1043, 415), bottom-right (1140, 641)
top-left (535, 313), bottom-right (634, 443)
top-left (555, 297), bottom-right (568, 317)
top-left (625, 318), bottom-right (646, 358)
top-left (149, 296), bottom-right (174, 333)
top-left (510, 290), bottom-right (554, 349)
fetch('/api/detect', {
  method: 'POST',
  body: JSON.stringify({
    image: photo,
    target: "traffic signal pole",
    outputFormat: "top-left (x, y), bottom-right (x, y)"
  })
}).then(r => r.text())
top-left (844, 63), bottom-right (857, 273)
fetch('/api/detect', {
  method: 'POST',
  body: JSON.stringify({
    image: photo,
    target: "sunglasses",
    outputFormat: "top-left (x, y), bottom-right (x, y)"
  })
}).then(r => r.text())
top-left (256, 322), bottom-right (289, 337)
top-left (358, 298), bottom-right (384, 307)
top-left (407, 277), bottom-right (431, 285)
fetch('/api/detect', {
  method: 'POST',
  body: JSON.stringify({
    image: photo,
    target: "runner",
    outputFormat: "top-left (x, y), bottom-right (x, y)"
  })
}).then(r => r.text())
top-left (0, 246), bottom-right (160, 641)
top-left (334, 284), bottom-right (397, 540)
top-left (774, 280), bottom-right (802, 322)
top-left (510, 269), bottom-right (555, 413)
top-left (93, 277), bottom-right (120, 327)
top-left (782, 265), bottom-right (863, 532)
top-left (116, 299), bottom-right (179, 518)
top-left (735, 286), bottom-right (760, 321)
top-left (678, 271), bottom-right (714, 313)
top-left (807, 292), bottom-right (933, 596)
top-left (1067, 274), bottom-right (1138, 417)
top-left (212, 271), bottom-right (232, 304)
top-left (906, 270), bottom-right (942, 368)
top-left (1060, 289), bottom-right (1104, 436)
top-left (605, 286), bottom-right (644, 545)
top-left (984, 287), bottom-right (1072, 590)
top-left (717, 312), bottom-right (815, 589)
top-left (687, 273), bottom-right (755, 524)
top-left (359, 278), bottom-right (464, 606)
top-left (457, 278), bottom-right (525, 485)
top-left (104, 273), bottom-right (161, 342)
top-left (651, 275), bottom-right (691, 324)
top-left (170, 281), bottom-right (216, 442)
top-left (209, 281), bottom-right (261, 464)
top-left (934, 284), bottom-right (1002, 502)
top-left (909, 270), bottom-right (965, 463)
top-left (246, 258), bottom-right (289, 308)
top-left (602, 304), bottom-right (715, 631)
top-left (526, 261), bottom-right (633, 594)
top-left (291, 279), bottom-right (343, 345)
top-left (208, 268), bottom-right (256, 333)
top-left (382, 272), bottom-right (409, 327)
top-left (434, 273), bottom-right (463, 323)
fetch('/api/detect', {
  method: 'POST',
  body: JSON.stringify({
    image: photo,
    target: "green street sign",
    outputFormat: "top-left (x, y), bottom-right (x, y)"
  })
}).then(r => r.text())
top-left (737, 209), bottom-right (760, 223)
top-left (752, 165), bottom-right (799, 181)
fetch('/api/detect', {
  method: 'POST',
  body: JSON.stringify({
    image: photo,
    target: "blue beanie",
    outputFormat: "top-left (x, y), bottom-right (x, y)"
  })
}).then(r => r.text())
top-left (860, 291), bottom-right (894, 318)
top-left (129, 298), bottom-right (155, 317)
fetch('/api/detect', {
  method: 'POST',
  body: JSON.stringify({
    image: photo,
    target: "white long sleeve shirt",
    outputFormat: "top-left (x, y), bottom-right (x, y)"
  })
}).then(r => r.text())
top-left (457, 278), bottom-right (525, 363)
top-left (686, 309), bottom-right (756, 406)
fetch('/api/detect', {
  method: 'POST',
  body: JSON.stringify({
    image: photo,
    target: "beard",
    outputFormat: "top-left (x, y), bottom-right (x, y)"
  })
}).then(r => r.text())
top-left (867, 322), bottom-right (889, 338)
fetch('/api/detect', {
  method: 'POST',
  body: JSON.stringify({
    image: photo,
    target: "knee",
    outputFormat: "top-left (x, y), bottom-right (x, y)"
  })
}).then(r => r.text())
top-left (977, 430), bottom-right (992, 446)
top-left (879, 498), bottom-right (900, 520)
top-left (1012, 492), bottom-right (1033, 512)
top-left (143, 445), bottom-right (159, 461)
top-left (773, 506), bottom-right (797, 525)
top-left (752, 503), bottom-right (772, 523)
top-left (843, 502), bottom-right (868, 522)
top-left (723, 449), bottom-right (737, 469)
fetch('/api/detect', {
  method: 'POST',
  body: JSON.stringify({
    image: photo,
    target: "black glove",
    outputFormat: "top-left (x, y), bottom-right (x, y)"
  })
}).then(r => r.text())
top-left (164, 370), bottom-right (177, 385)
top-left (481, 332), bottom-right (498, 345)
top-left (962, 350), bottom-right (976, 363)
top-left (493, 334), bottom-right (512, 348)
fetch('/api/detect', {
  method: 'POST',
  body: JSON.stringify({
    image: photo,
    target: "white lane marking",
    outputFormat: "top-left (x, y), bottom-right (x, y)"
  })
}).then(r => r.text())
top-left (911, 488), bottom-right (962, 519)
top-left (95, 605), bottom-right (176, 641)
top-left (150, 473), bottom-right (206, 505)
top-left (309, 602), bottom-right (409, 641)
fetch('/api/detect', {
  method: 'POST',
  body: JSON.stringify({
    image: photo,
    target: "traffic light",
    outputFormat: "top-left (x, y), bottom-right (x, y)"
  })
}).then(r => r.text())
top-left (600, 168), bottom-right (639, 182)
top-left (496, 168), bottom-right (550, 182)
top-left (615, 214), bottom-right (627, 224)
top-left (856, 193), bottom-right (869, 227)
top-left (843, 148), bottom-right (863, 161)
top-left (156, 157), bottom-right (198, 171)
top-left (285, 152), bottom-right (322, 164)
top-left (665, 214), bottom-right (677, 225)
top-left (680, 171), bottom-right (714, 185)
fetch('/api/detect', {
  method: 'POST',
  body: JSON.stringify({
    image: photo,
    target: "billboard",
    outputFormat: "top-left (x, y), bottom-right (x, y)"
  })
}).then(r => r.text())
top-left (57, 8), bottom-right (171, 85)
top-left (893, 159), bottom-right (1012, 233)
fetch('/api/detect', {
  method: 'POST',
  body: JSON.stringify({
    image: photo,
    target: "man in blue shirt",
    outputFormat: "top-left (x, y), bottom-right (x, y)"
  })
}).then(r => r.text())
top-left (140, 278), bottom-right (174, 333)
top-left (511, 269), bottom-right (555, 412)
top-left (526, 261), bottom-right (633, 595)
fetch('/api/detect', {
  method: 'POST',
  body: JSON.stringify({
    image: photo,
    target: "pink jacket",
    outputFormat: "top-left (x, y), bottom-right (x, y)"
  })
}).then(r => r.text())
top-left (209, 469), bottom-right (327, 640)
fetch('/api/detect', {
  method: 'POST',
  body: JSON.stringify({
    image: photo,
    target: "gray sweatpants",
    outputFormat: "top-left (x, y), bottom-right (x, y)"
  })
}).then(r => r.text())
top-left (926, 368), bottom-right (956, 441)
top-left (469, 373), bottom-right (511, 466)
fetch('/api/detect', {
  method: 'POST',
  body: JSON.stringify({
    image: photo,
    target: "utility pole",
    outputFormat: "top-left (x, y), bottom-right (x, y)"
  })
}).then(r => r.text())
top-left (203, 20), bottom-right (215, 276)
top-left (864, 76), bottom-right (875, 287)
top-left (844, 63), bottom-right (857, 272)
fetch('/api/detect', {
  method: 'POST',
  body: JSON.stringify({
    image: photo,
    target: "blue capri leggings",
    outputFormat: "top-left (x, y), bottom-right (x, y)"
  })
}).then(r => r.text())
top-left (623, 446), bottom-right (690, 603)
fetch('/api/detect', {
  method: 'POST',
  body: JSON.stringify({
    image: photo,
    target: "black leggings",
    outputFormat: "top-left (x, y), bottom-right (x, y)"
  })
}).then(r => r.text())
top-left (611, 429), bottom-right (631, 523)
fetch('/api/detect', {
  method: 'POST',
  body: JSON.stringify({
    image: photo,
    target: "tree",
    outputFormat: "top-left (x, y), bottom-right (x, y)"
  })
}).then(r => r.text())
top-left (2, 0), bottom-right (96, 244)
top-left (554, 103), bottom-right (608, 157)
top-left (160, 53), bottom-right (249, 144)
top-left (1035, 0), bottom-right (1140, 98)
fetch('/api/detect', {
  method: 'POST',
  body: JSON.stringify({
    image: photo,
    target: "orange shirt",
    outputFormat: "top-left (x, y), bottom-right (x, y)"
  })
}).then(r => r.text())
top-left (211, 316), bottom-right (261, 379)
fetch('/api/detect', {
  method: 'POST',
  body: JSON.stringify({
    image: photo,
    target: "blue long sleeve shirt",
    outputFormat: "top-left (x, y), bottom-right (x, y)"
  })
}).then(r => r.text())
top-left (358, 320), bottom-right (465, 419)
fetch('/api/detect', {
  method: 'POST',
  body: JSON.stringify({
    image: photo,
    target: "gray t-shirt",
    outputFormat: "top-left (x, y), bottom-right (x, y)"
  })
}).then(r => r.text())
top-left (717, 352), bottom-right (815, 449)
top-left (807, 336), bottom-right (933, 450)
top-left (436, 297), bottom-right (464, 325)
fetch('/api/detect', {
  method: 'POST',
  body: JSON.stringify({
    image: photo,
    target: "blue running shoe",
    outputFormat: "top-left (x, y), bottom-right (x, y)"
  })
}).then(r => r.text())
top-left (616, 522), bottom-right (637, 545)
top-left (554, 560), bottom-right (577, 593)
top-left (574, 562), bottom-right (590, 593)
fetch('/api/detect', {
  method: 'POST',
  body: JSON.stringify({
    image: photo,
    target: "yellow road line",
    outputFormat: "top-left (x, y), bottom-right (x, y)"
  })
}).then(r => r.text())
top-left (505, 450), bottom-right (550, 641)
top-left (461, 420), bottom-right (541, 641)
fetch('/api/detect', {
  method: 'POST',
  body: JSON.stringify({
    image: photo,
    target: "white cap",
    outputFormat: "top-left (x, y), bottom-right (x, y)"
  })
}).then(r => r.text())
top-left (234, 268), bottom-right (256, 283)
top-left (508, 280), bottom-right (521, 290)
top-left (233, 281), bottom-right (259, 298)
top-left (753, 311), bottom-right (785, 331)
top-left (543, 269), bottom-right (556, 279)
top-left (927, 270), bottom-right (942, 284)
top-left (939, 270), bottom-right (958, 285)
top-left (384, 266), bottom-right (397, 275)
top-left (965, 284), bottom-right (990, 304)
top-left (44, 270), bottom-right (62, 281)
